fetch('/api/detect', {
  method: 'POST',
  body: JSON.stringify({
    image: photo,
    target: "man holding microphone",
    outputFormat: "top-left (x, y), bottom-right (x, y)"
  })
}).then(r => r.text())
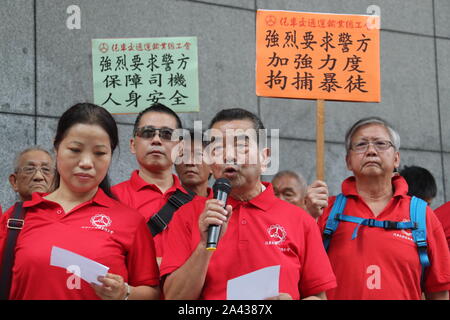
top-left (160, 108), bottom-right (336, 300)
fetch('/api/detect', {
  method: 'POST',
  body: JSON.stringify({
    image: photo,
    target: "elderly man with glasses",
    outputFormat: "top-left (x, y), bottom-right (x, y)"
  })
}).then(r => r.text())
top-left (305, 117), bottom-right (450, 300)
top-left (8, 147), bottom-right (55, 202)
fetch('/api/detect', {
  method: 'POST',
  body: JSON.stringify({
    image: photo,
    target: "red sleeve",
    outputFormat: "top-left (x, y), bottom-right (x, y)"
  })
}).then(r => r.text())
top-left (111, 182), bottom-right (132, 207)
top-left (424, 208), bottom-right (450, 293)
top-left (435, 203), bottom-right (450, 250)
top-left (298, 216), bottom-right (337, 297)
top-left (126, 217), bottom-right (160, 287)
top-left (159, 201), bottom-right (200, 278)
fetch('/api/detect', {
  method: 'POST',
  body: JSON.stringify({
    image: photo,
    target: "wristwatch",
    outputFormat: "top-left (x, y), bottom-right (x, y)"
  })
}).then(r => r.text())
top-left (123, 282), bottom-right (131, 300)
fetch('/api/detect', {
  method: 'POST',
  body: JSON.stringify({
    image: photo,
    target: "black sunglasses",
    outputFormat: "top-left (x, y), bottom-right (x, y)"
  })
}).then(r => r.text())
top-left (134, 126), bottom-right (175, 141)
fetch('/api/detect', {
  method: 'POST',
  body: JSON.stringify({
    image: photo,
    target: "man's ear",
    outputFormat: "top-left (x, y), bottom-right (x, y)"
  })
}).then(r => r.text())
top-left (260, 148), bottom-right (271, 174)
top-left (171, 139), bottom-right (185, 166)
top-left (345, 153), bottom-right (352, 171)
top-left (394, 151), bottom-right (400, 169)
top-left (130, 138), bottom-right (136, 155)
top-left (178, 139), bottom-right (185, 158)
top-left (9, 174), bottom-right (19, 192)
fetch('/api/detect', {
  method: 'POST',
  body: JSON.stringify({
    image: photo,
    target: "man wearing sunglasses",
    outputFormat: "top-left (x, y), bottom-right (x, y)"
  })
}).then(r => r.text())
top-left (9, 147), bottom-right (55, 202)
top-left (112, 103), bottom-right (190, 264)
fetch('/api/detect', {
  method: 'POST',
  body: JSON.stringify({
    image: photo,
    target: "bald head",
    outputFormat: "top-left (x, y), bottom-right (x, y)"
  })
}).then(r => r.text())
top-left (272, 170), bottom-right (307, 209)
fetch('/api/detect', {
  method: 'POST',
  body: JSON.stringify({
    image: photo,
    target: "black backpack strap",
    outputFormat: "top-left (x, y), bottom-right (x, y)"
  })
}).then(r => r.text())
top-left (148, 189), bottom-right (195, 237)
top-left (0, 202), bottom-right (25, 300)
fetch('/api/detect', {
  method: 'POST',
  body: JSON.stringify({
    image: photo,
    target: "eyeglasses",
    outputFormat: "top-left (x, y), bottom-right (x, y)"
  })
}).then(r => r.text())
top-left (351, 140), bottom-right (394, 153)
top-left (134, 126), bottom-right (175, 141)
top-left (17, 166), bottom-right (54, 177)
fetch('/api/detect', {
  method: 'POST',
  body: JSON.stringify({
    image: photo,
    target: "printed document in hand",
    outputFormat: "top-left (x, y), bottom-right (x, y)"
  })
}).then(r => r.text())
top-left (50, 246), bottom-right (109, 285)
top-left (227, 265), bottom-right (280, 300)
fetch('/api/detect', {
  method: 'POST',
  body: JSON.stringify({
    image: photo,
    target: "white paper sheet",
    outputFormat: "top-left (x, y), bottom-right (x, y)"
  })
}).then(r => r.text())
top-left (226, 265), bottom-right (280, 300)
top-left (50, 246), bottom-right (109, 285)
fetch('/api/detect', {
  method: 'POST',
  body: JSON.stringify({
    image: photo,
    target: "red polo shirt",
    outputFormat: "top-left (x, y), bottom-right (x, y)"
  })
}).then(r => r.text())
top-left (0, 188), bottom-right (159, 300)
top-left (317, 176), bottom-right (450, 300)
top-left (160, 182), bottom-right (337, 300)
top-left (112, 170), bottom-right (188, 257)
top-left (435, 202), bottom-right (450, 250)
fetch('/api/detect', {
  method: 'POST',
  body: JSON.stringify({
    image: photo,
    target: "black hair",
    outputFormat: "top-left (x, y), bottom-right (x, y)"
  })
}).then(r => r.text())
top-left (185, 128), bottom-right (208, 147)
top-left (53, 103), bottom-right (118, 199)
top-left (208, 108), bottom-right (265, 131)
top-left (133, 103), bottom-right (183, 136)
top-left (399, 165), bottom-right (437, 202)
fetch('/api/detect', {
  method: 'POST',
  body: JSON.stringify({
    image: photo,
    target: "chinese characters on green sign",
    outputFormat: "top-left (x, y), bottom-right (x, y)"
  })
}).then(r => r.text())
top-left (92, 37), bottom-right (199, 114)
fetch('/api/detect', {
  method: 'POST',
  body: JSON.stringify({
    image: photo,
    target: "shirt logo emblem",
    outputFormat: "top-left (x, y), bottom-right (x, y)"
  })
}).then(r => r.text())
top-left (267, 224), bottom-right (287, 245)
top-left (82, 214), bottom-right (114, 234)
top-left (91, 214), bottom-right (112, 228)
top-left (392, 219), bottom-right (414, 242)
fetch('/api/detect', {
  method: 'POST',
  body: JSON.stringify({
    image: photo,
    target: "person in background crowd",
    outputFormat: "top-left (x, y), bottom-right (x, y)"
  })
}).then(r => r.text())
top-left (435, 203), bottom-right (450, 250)
top-left (8, 147), bottom-right (55, 202)
top-left (175, 129), bottom-right (212, 198)
top-left (0, 103), bottom-right (160, 300)
top-left (272, 170), bottom-right (307, 211)
top-left (399, 165), bottom-right (437, 205)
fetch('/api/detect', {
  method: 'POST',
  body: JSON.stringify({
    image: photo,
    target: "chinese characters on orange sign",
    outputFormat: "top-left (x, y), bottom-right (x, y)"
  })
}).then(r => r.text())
top-left (256, 10), bottom-right (380, 102)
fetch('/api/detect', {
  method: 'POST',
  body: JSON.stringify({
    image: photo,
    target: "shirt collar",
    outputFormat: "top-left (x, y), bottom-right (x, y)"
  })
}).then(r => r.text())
top-left (342, 175), bottom-right (409, 199)
top-left (23, 188), bottom-right (115, 209)
top-left (23, 192), bottom-right (48, 208)
top-left (228, 182), bottom-right (275, 211)
top-left (130, 170), bottom-right (185, 194)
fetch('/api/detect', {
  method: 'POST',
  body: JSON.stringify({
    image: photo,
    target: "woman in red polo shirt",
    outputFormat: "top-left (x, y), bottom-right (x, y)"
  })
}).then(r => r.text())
top-left (0, 103), bottom-right (160, 300)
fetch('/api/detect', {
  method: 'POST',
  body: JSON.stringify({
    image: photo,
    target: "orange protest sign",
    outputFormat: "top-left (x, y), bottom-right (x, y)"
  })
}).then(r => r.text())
top-left (256, 10), bottom-right (380, 102)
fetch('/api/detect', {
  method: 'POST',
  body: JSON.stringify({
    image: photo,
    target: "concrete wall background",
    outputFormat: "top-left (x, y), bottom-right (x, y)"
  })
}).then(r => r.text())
top-left (1, 0), bottom-right (449, 210)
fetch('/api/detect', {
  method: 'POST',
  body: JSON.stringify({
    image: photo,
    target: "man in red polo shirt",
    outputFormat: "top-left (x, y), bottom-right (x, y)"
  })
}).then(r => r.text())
top-left (160, 108), bottom-right (336, 300)
top-left (112, 103), bottom-right (190, 262)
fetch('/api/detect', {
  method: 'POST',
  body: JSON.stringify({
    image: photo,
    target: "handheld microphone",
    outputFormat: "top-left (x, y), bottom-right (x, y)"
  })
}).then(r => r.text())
top-left (206, 178), bottom-right (232, 251)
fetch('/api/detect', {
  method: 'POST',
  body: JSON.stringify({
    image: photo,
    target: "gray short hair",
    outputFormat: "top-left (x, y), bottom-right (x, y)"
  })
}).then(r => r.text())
top-left (272, 170), bottom-right (307, 192)
top-left (13, 146), bottom-right (54, 172)
top-left (345, 117), bottom-right (401, 153)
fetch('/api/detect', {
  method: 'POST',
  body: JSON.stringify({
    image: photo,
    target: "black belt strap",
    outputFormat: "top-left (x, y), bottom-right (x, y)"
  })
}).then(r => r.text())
top-left (148, 190), bottom-right (195, 236)
top-left (0, 202), bottom-right (25, 300)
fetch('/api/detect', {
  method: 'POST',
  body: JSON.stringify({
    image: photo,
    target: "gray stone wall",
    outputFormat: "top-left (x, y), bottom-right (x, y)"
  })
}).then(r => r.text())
top-left (1, 0), bottom-right (449, 210)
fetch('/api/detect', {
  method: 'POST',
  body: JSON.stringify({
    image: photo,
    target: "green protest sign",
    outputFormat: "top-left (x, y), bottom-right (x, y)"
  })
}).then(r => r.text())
top-left (92, 37), bottom-right (199, 114)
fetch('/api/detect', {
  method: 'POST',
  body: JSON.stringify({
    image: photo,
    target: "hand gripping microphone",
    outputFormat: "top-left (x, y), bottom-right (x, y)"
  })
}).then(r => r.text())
top-left (206, 178), bottom-right (232, 251)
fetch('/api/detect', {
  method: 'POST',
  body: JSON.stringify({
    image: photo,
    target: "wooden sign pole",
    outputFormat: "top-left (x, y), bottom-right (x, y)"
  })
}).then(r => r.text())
top-left (316, 99), bottom-right (325, 181)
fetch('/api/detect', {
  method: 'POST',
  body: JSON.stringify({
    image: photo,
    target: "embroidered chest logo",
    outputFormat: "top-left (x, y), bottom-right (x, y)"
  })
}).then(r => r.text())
top-left (264, 223), bottom-right (287, 244)
top-left (82, 214), bottom-right (114, 234)
top-left (392, 219), bottom-right (414, 242)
